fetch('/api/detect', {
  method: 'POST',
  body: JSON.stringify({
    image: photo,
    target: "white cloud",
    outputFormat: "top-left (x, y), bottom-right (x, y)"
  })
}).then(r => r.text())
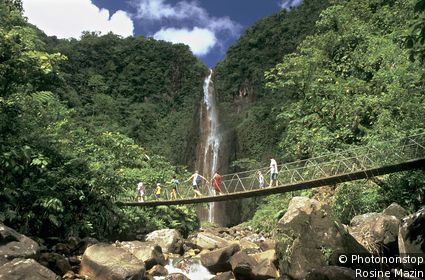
top-left (134, 0), bottom-right (241, 34)
top-left (153, 27), bottom-right (216, 56)
top-left (134, 0), bottom-right (201, 20)
top-left (209, 17), bottom-right (240, 36)
top-left (132, 0), bottom-right (241, 56)
top-left (22, 0), bottom-right (134, 39)
top-left (279, 0), bottom-right (303, 10)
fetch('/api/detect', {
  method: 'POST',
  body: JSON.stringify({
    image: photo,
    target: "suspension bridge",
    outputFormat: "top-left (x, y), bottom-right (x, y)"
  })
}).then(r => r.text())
top-left (118, 133), bottom-right (425, 207)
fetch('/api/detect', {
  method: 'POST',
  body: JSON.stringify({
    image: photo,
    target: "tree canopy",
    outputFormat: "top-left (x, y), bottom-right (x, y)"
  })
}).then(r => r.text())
top-left (0, 0), bottom-right (201, 238)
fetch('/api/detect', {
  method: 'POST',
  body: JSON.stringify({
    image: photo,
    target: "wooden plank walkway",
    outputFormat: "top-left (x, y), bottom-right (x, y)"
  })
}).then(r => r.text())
top-left (117, 157), bottom-right (425, 207)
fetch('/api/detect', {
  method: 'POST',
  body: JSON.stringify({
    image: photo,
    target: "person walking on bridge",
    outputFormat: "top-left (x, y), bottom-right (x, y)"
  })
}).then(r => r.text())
top-left (136, 182), bottom-right (145, 202)
top-left (155, 183), bottom-right (162, 200)
top-left (185, 170), bottom-right (206, 198)
top-left (211, 171), bottom-right (222, 195)
top-left (269, 158), bottom-right (279, 187)
top-left (257, 171), bottom-right (265, 189)
top-left (168, 175), bottom-right (180, 200)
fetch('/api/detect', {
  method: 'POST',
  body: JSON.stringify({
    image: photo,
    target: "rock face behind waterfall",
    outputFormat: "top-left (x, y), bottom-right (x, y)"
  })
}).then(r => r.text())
top-left (275, 197), bottom-right (368, 280)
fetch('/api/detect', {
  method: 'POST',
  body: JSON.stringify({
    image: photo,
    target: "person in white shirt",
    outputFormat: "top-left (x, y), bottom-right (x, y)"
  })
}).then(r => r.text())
top-left (185, 170), bottom-right (206, 197)
top-left (136, 182), bottom-right (144, 202)
top-left (257, 171), bottom-right (265, 188)
top-left (269, 158), bottom-right (279, 187)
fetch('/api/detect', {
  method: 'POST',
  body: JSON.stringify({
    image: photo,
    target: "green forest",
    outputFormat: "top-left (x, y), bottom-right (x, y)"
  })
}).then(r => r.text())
top-left (1, 0), bottom-right (425, 241)
top-left (215, 0), bottom-right (425, 230)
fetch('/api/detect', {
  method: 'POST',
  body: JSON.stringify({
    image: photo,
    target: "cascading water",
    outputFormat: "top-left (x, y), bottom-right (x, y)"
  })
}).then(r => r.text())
top-left (201, 69), bottom-right (220, 223)
top-left (154, 259), bottom-right (214, 280)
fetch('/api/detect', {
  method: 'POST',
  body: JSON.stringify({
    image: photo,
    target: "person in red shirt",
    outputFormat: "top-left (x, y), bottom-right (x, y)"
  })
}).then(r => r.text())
top-left (211, 171), bottom-right (222, 195)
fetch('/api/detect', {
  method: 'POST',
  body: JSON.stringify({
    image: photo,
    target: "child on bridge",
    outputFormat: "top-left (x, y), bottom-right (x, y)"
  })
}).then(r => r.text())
top-left (155, 183), bottom-right (161, 200)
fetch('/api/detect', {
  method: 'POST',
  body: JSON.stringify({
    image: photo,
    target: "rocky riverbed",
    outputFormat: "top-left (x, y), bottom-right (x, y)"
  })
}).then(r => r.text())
top-left (1, 197), bottom-right (424, 280)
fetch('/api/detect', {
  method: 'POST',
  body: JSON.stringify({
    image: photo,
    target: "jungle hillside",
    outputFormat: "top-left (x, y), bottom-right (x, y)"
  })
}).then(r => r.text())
top-left (1, 0), bottom-right (425, 240)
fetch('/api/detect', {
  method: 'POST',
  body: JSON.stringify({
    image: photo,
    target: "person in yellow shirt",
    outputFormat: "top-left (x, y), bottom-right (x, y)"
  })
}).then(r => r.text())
top-left (155, 183), bottom-right (161, 200)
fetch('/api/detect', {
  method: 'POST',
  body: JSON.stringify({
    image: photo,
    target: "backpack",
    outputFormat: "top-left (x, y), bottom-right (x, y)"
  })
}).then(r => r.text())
top-left (195, 175), bottom-right (202, 185)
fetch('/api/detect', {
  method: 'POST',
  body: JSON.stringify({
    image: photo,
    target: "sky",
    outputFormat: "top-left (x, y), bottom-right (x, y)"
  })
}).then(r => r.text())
top-left (22, 0), bottom-right (303, 67)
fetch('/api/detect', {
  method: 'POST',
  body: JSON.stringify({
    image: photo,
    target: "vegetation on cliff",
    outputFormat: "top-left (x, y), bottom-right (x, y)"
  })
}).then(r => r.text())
top-left (213, 0), bottom-right (425, 231)
top-left (44, 32), bottom-right (207, 165)
top-left (213, 0), bottom-right (331, 164)
top-left (1, 0), bottom-right (424, 238)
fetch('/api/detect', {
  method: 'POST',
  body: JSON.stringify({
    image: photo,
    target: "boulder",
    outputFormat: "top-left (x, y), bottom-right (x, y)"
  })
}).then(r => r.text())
top-left (275, 197), bottom-right (368, 280)
top-left (0, 223), bottom-right (40, 266)
top-left (52, 242), bottom-right (71, 255)
top-left (203, 227), bottom-right (231, 237)
top-left (399, 207), bottom-right (425, 255)
top-left (164, 273), bottom-right (190, 280)
top-left (43, 237), bottom-right (61, 248)
top-left (66, 236), bottom-right (81, 253)
top-left (38, 252), bottom-right (72, 276)
top-left (258, 239), bottom-right (275, 252)
top-left (79, 243), bottom-right (145, 280)
top-left (193, 232), bottom-right (230, 250)
top-left (117, 240), bottom-right (166, 269)
top-left (145, 229), bottom-right (183, 254)
top-left (239, 233), bottom-right (265, 243)
top-left (238, 239), bottom-right (260, 251)
top-left (74, 237), bottom-right (99, 255)
top-left (383, 203), bottom-right (408, 220)
top-left (182, 240), bottom-right (200, 252)
top-left (251, 249), bottom-right (276, 263)
top-left (147, 264), bottom-right (168, 276)
top-left (62, 270), bottom-right (75, 279)
top-left (210, 271), bottom-right (236, 280)
top-left (68, 255), bottom-right (81, 266)
top-left (0, 258), bottom-right (57, 280)
top-left (200, 244), bottom-right (240, 274)
top-left (304, 266), bottom-right (358, 280)
top-left (183, 248), bottom-right (199, 258)
top-left (251, 259), bottom-right (279, 280)
top-left (349, 212), bottom-right (399, 254)
top-left (229, 251), bottom-right (257, 278)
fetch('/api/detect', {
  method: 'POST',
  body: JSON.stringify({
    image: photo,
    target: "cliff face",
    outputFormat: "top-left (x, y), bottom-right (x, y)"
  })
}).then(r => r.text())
top-left (211, 0), bottom-right (331, 165)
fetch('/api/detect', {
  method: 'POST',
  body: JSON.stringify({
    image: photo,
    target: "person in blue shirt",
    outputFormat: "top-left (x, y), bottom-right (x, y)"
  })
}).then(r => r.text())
top-left (169, 175), bottom-right (180, 200)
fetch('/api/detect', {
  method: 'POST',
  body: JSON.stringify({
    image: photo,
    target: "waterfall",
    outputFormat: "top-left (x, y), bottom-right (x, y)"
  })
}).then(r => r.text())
top-left (201, 69), bottom-right (220, 223)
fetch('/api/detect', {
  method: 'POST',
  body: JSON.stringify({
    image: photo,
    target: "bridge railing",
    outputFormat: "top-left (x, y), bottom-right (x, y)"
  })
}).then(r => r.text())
top-left (137, 133), bottom-right (425, 202)
top-left (218, 133), bottom-right (425, 194)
